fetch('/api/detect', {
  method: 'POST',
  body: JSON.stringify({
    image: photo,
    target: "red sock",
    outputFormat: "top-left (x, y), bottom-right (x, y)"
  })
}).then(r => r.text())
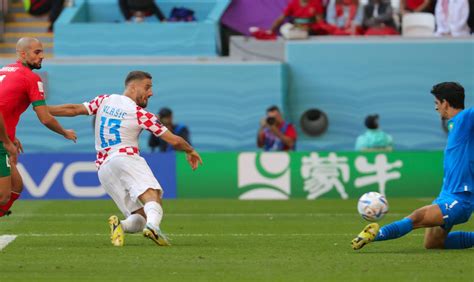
top-left (0, 192), bottom-right (20, 217)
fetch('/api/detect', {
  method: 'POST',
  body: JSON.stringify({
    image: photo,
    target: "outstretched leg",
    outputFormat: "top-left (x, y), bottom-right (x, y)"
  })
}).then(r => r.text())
top-left (352, 204), bottom-right (444, 250)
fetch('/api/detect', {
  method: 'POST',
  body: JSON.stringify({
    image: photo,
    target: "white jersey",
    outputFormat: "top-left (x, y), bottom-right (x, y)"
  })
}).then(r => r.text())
top-left (435, 0), bottom-right (470, 37)
top-left (83, 94), bottom-right (168, 168)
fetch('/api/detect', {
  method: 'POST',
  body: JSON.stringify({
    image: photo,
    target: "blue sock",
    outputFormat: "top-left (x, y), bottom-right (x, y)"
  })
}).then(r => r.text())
top-left (444, 231), bottom-right (474, 249)
top-left (375, 218), bottom-right (413, 241)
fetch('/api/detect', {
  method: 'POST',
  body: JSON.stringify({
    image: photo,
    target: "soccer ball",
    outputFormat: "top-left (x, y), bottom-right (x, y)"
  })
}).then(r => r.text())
top-left (357, 192), bottom-right (389, 222)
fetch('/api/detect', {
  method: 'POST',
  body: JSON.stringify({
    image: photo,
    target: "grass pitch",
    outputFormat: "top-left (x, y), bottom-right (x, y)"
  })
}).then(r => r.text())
top-left (0, 199), bottom-right (472, 281)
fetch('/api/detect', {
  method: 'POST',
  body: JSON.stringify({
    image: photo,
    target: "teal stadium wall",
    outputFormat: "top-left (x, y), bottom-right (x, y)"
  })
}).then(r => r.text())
top-left (16, 62), bottom-right (287, 152)
top-left (286, 38), bottom-right (474, 151)
top-left (7, 39), bottom-right (474, 153)
top-left (54, 0), bottom-right (230, 56)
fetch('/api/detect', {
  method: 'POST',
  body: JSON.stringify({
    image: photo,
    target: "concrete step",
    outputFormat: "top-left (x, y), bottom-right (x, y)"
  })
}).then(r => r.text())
top-left (0, 42), bottom-right (54, 53)
top-left (2, 32), bottom-right (54, 43)
top-left (0, 53), bottom-right (53, 58)
top-left (8, 2), bottom-right (25, 13)
top-left (6, 13), bottom-right (49, 23)
top-left (5, 22), bottom-right (50, 33)
top-left (0, 42), bottom-right (53, 48)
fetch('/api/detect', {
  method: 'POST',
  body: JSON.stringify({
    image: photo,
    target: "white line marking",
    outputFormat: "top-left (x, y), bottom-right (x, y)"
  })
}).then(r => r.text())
top-left (14, 233), bottom-right (425, 237)
top-left (10, 213), bottom-right (407, 217)
top-left (0, 235), bottom-right (17, 251)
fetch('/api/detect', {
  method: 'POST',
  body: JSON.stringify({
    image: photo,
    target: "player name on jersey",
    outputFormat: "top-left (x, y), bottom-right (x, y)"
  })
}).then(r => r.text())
top-left (102, 105), bottom-right (128, 119)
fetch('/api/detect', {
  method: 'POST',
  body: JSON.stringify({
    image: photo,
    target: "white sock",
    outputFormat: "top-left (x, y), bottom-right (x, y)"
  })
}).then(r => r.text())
top-left (143, 201), bottom-right (163, 231)
top-left (121, 214), bottom-right (146, 233)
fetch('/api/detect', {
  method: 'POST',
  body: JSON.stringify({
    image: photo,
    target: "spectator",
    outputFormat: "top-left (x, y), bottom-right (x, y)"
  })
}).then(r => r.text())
top-left (435, 0), bottom-right (471, 37)
top-left (355, 114), bottom-right (393, 151)
top-left (270, 0), bottom-right (324, 34)
top-left (23, 0), bottom-right (65, 32)
top-left (469, 0), bottom-right (474, 33)
top-left (325, 0), bottom-right (364, 35)
top-left (399, 0), bottom-right (433, 14)
top-left (362, 0), bottom-right (399, 35)
top-left (119, 0), bottom-right (166, 22)
top-left (257, 106), bottom-right (297, 151)
top-left (148, 107), bottom-right (191, 152)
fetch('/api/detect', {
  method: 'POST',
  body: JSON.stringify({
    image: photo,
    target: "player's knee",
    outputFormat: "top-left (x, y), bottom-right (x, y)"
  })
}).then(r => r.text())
top-left (407, 211), bottom-right (422, 225)
top-left (407, 208), bottom-right (428, 227)
top-left (11, 181), bottom-right (23, 193)
top-left (0, 192), bottom-right (11, 205)
top-left (424, 239), bottom-right (444, 249)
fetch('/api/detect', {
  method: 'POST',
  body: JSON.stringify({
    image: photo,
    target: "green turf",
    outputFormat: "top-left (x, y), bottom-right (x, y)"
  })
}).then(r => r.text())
top-left (0, 199), bottom-right (472, 281)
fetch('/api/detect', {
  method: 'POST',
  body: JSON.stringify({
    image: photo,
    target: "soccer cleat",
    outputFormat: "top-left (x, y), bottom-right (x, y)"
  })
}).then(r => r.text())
top-left (143, 224), bottom-right (171, 246)
top-left (108, 215), bottom-right (124, 247)
top-left (351, 223), bottom-right (380, 250)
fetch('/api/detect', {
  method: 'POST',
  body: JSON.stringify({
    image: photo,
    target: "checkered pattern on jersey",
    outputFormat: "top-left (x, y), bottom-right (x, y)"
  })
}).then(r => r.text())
top-left (118, 146), bottom-right (139, 155)
top-left (86, 95), bottom-right (110, 115)
top-left (95, 148), bottom-right (111, 168)
top-left (136, 106), bottom-right (165, 136)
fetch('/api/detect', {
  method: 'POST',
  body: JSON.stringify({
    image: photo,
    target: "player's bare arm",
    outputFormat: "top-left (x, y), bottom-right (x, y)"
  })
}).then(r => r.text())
top-left (34, 105), bottom-right (77, 142)
top-left (0, 113), bottom-right (17, 164)
top-left (160, 131), bottom-right (202, 170)
top-left (48, 104), bottom-right (89, 117)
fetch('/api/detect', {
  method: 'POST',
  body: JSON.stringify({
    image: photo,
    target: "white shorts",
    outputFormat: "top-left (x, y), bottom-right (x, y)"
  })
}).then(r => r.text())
top-left (98, 155), bottom-right (163, 217)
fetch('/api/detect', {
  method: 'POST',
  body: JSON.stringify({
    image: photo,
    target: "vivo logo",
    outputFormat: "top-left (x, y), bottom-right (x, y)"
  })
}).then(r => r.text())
top-left (17, 161), bottom-right (106, 198)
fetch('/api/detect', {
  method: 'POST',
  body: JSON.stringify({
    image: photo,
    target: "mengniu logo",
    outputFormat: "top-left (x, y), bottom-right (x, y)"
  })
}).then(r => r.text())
top-left (238, 152), bottom-right (291, 200)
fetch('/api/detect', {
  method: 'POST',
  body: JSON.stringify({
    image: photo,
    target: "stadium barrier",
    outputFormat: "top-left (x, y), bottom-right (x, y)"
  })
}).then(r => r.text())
top-left (54, 0), bottom-right (230, 56)
top-left (17, 151), bottom-right (443, 200)
top-left (177, 151), bottom-right (444, 199)
top-left (18, 153), bottom-right (177, 199)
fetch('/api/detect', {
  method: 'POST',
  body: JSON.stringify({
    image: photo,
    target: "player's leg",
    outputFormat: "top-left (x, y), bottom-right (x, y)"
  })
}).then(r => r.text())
top-left (443, 230), bottom-right (474, 249)
top-left (138, 188), bottom-right (170, 246)
top-left (352, 204), bottom-right (443, 250)
top-left (427, 195), bottom-right (474, 249)
top-left (0, 175), bottom-right (11, 205)
top-left (0, 152), bottom-right (13, 217)
top-left (99, 161), bottom-right (135, 246)
top-left (424, 227), bottom-right (448, 249)
top-left (375, 204), bottom-right (444, 240)
top-left (120, 209), bottom-right (146, 233)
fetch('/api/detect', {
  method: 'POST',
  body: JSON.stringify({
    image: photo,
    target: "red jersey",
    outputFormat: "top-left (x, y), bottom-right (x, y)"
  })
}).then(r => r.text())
top-left (0, 61), bottom-right (45, 141)
top-left (406, 0), bottom-right (425, 11)
top-left (284, 0), bottom-right (324, 24)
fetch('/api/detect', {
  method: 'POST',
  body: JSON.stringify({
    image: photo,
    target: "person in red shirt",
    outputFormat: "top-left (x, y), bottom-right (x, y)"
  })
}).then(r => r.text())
top-left (400, 0), bottom-right (433, 14)
top-left (257, 106), bottom-right (297, 151)
top-left (0, 37), bottom-right (77, 217)
top-left (271, 0), bottom-right (325, 34)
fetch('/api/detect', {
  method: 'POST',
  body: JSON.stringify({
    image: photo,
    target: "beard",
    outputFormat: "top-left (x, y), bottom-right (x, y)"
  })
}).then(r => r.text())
top-left (27, 62), bottom-right (42, 70)
top-left (138, 100), bottom-right (148, 108)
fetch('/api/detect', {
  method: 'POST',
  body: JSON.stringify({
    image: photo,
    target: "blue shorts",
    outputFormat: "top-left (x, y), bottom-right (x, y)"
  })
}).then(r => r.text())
top-left (432, 194), bottom-right (473, 231)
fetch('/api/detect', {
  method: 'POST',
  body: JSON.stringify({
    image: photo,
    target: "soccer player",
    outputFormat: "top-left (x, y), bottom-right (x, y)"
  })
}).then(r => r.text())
top-left (0, 37), bottom-right (77, 217)
top-left (48, 71), bottom-right (202, 246)
top-left (352, 82), bottom-right (473, 250)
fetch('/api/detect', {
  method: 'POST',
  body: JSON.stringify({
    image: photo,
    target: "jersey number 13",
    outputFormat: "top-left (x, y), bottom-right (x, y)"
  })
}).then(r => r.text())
top-left (99, 117), bottom-right (122, 148)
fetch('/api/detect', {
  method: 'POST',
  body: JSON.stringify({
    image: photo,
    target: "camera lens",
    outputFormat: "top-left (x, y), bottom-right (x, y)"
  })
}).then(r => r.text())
top-left (266, 117), bottom-right (276, 125)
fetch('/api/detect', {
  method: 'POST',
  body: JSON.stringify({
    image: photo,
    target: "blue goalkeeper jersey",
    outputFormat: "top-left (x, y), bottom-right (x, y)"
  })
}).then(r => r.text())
top-left (441, 108), bottom-right (474, 206)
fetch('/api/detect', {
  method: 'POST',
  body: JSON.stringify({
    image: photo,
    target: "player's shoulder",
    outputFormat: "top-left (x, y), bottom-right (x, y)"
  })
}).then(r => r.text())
top-left (12, 62), bottom-right (39, 79)
top-left (456, 108), bottom-right (474, 122)
top-left (0, 62), bottom-right (23, 75)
